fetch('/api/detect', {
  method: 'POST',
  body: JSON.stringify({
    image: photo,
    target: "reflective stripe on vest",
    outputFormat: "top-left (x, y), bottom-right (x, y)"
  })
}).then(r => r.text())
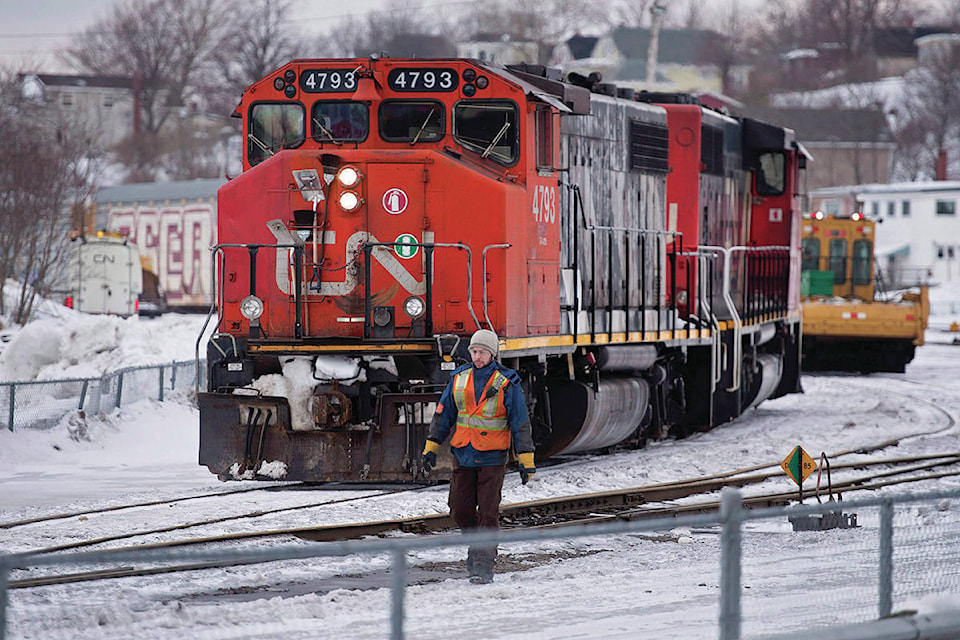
top-left (450, 368), bottom-right (511, 451)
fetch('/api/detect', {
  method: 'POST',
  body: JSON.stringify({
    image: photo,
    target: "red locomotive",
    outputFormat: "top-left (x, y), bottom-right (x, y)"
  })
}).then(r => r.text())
top-left (198, 58), bottom-right (807, 482)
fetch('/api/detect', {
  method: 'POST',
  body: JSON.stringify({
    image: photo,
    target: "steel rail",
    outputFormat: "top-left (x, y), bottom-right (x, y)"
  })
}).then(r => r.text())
top-left (9, 466), bottom-right (960, 591)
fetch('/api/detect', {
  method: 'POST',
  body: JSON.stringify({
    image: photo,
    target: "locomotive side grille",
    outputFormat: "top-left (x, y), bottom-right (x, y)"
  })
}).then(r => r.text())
top-left (701, 125), bottom-right (724, 175)
top-left (629, 120), bottom-right (669, 173)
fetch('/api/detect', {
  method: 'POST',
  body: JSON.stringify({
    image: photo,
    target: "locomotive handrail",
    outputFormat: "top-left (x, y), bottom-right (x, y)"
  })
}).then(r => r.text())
top-left (699, 245), bottom-right (791, 392)
top-left (563, 182), bottom-right (694, 341)
top-left (361, 241), bottom-right (482, 336)
top-left (678, 249), bottom-right (723, 388)
top-left (197, 241), bottom-right (308, 393)
top-left (482, 243), bottom-right (512, 330)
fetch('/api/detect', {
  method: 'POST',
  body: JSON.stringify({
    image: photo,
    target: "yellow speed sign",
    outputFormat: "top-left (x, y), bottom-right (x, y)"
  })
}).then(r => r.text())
top-left (781, 446), bottom-right (817, 486)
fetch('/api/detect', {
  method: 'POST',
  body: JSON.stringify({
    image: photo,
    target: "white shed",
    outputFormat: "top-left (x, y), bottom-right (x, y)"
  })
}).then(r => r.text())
top-left (810, 181), bottom-right (960, 287)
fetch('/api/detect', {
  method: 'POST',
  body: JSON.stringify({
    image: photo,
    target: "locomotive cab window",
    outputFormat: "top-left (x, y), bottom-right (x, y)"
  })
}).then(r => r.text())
top-left (801, 238), bottom-right (820, 271)
top-left (248, 103), bottom-right (305, 166)
top-left (829, 238), bottom-right (848, 284)
top-left (380, 100), bottom-right (445, 143)
top-left (756, 151), bottom-right (785, 196)
top-left (454, 100), bottom-right (519, 165)
top-left (311, 101), bottom-right (368, 142)
top-left (852, 239), bottom-right (872, 285)
top-left (536, 106), bottom-right (553, 170)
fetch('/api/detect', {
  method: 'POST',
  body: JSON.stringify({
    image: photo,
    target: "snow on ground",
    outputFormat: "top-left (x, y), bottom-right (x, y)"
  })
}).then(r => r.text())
top-left (2, 289), bottom-right (960, 639)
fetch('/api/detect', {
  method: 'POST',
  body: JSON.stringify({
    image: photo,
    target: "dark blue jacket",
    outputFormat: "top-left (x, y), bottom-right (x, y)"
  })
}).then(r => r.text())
top-left (428, 361), bottom-right (533, 467)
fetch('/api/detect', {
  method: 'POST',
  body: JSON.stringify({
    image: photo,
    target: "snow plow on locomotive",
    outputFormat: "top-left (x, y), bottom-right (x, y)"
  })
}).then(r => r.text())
top-left (198, 57), bottom-right (807, 482)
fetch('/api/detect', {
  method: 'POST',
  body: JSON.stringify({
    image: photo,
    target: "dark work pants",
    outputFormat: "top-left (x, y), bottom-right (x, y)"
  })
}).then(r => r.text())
top-left (448, 464), bottom-right (506, 575)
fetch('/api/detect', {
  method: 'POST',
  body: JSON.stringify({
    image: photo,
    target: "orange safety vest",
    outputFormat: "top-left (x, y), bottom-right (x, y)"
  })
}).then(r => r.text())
top-left (449, 367), bottom-right (511, 451)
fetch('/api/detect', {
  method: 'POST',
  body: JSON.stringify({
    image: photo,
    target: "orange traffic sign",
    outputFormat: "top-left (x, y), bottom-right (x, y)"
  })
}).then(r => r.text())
top-left (781, 446), bottom-right (817, 486)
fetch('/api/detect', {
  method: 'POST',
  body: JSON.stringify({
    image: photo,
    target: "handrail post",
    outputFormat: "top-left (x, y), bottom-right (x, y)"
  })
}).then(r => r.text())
top-left (390, 548), bottom-right (407, 640)
top-left (115, 372), bottom-right (124, 409)
top-left (78, 380), bottom-right (89, 411)
top-left (158, 366), bottom-right (165, 402)
top-left (879, 498), bottom-right (894, 617)
top-left (0, 555), bottom-right (9, 640)
top-left (6, 385), bottom-right (13, 432)
top-left (719, 488), bottom-right (742, 640)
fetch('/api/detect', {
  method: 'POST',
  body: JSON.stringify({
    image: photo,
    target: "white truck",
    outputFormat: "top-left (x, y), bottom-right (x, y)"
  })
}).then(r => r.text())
top-left (65, 233), bottom-right (144, 317)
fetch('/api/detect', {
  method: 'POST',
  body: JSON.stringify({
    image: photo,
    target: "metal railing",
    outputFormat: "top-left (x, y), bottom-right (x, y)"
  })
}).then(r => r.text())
top-left (0, 360), bottom-right (203, 431)
top-left (2, 486), bottom-right (959, 639)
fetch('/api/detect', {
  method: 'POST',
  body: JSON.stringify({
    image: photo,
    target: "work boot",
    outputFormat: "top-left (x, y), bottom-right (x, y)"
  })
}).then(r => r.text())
top-left (469, 571), bottom-right (493, 584)
top-left (468, 560), bottom-right (494, 584)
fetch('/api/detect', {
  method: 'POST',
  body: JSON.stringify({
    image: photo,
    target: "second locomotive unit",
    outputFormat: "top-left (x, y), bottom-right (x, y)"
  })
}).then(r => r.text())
top-left (198, 57), bottom-right (807, 482)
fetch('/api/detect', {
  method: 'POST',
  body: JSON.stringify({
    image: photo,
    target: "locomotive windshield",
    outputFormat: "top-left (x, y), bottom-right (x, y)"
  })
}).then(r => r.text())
top-left (248, 103), bottom-right (305, 166)
top-left (311, 101), bottom-right (368, 142)
top-left (756, 151), bottom-right (786, 196)
top-left (454, 101), bottom-right (519, 164)
top-left (380, 100), bottom-right (445, 143)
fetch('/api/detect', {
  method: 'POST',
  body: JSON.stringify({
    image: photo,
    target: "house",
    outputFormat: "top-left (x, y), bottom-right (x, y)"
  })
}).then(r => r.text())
top-left (457, 33), bottom-right (539, 65)
top-left (740, 107), bottom-right (895, 192)
top-left (559, 27), bottom-right (745, 94)
top-left (761, 25), bottom-right (958, 93)
top-left (550, 34), bottom-right (599, 65)
top-left (810, 181), bottom-right (960, 287)
top-left (18, 73), bottom-right (139, 147)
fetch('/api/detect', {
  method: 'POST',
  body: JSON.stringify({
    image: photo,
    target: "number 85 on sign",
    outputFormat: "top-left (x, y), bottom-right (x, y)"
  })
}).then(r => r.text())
top-left (780, 445), bottom-right (817, 486)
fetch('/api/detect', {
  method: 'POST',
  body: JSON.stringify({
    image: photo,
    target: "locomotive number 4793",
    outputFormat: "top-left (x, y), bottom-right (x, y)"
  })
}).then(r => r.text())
top-left (532, 184), bottom-right (557, 224)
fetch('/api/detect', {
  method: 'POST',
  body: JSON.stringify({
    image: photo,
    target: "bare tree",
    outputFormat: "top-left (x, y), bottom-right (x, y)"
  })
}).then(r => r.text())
top-left (893, 39), bottom-right (960, 179)
top-left (322, 1), bottom-right (429, 58)
top-left (756, 0), bottom-right (912, 84)
top-left (609, 0), bottom-right (656, 27)
top-left (64, 0), bottom-right (233, 134)
top-left (207, 0), bottom-right (306, 115)
top-left (0, 71), bottom-right (92, 324)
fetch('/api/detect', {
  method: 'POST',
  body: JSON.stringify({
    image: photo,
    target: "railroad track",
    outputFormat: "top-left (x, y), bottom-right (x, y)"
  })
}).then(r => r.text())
top-left (3, 484), bottom-right (426, 556)
top-left (0, 483), bottom-right (300, 530)
top-left (8, 373), bottom-right (958, 589)
top-left (9, 450), bottom-right (960, 590)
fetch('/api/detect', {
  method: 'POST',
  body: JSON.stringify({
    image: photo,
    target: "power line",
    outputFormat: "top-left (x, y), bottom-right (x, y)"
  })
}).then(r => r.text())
top-left (0, 0), bottom-right (475, 39)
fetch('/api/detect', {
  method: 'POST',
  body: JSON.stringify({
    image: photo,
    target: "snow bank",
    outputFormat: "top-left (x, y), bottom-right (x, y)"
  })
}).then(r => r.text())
top-left (0, 312), bottom-right (212, 382)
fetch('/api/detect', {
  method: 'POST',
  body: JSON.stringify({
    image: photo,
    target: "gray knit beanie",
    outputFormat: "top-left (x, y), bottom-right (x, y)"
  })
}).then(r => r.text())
top-left (468, 329), bottom-right (500, 358)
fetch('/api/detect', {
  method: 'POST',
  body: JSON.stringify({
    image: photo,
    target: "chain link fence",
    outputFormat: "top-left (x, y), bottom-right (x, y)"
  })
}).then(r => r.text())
top-left (0, 360), bottom-right (204, 431)
top-left (1, 488), bottom-right (959, 640)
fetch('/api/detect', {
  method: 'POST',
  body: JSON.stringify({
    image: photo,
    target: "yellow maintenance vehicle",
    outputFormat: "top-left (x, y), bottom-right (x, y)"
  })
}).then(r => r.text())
top-left (801, 212), bottom-right (929, 373)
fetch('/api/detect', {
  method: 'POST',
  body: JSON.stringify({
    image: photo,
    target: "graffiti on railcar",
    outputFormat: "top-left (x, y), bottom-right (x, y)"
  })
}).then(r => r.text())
top-left (107, 203), bottom-right (215, 307)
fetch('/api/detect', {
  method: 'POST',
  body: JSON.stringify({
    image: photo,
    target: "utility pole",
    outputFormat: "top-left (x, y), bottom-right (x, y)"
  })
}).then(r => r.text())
top-left (646, 2), bottom-right (667, 86)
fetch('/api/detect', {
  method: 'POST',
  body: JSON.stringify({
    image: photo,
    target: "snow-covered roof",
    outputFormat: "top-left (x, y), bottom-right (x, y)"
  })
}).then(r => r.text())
top-left (95, 178), bottom-right (226, 205)
top-left (813, 181), bottom-right (960, 198)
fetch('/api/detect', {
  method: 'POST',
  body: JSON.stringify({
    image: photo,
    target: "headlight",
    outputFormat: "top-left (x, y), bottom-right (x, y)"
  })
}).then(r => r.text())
top-left (339, 191), bottom-right (361, 212)
top-left (676, 290), bottom-right (689, 305)
top-left (403, 296), bottom-right (425, 319)
top-left (337, 166), bottom-right (361, 188)
top-left (240, 295), bottom-right (264, 320)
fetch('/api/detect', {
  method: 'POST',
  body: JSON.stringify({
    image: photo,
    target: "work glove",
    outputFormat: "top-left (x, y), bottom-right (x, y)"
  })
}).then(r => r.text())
top-left (517, 452), bottom-right (536, 485)
top-left (421, 439), bottom-right (440, 472)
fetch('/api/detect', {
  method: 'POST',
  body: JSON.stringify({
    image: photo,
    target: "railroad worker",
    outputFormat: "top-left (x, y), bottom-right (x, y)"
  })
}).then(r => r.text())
top-left (421, 328), bottom-right (536, 584)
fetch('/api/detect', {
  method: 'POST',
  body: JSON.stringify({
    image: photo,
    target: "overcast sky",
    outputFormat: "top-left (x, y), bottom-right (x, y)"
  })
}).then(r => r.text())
top-left (0, 0), bottom-right (393, 72)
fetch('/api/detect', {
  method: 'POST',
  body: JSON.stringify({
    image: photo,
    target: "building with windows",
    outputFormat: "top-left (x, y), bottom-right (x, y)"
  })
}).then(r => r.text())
top-left (810, 181), bottom-right (960, 287)
top-left (18, 73), bottom-right (139, 148)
